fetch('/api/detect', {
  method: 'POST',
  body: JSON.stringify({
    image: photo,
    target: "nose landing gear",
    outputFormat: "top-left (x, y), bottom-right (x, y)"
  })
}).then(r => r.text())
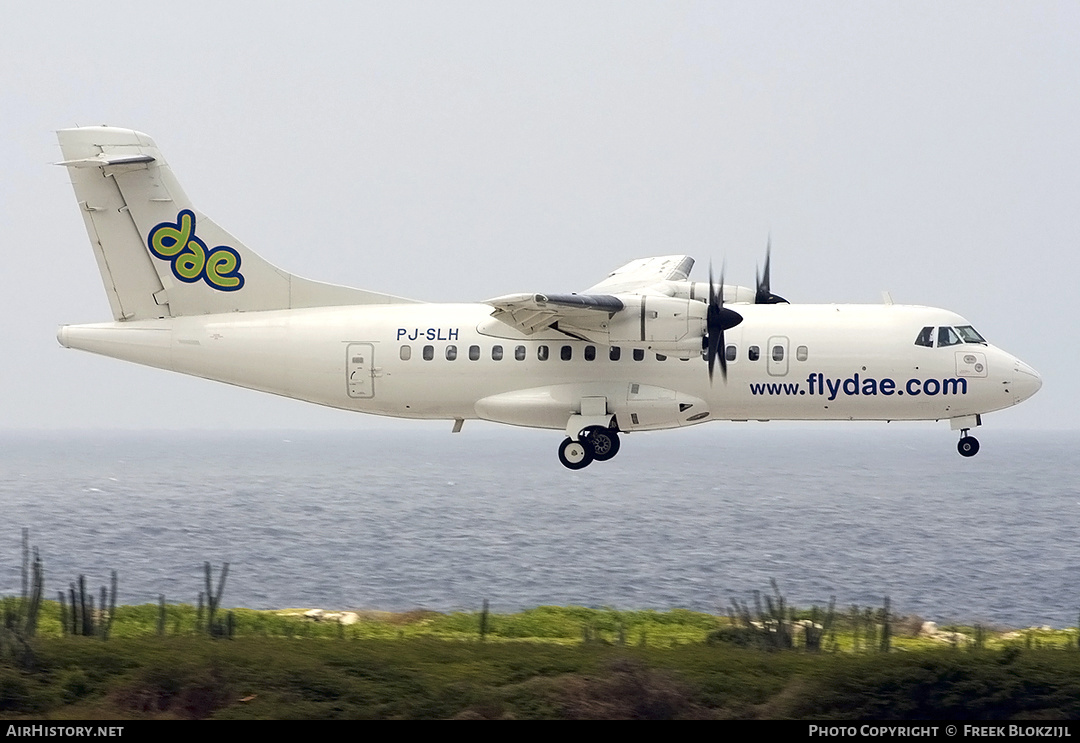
top-left (957, 429), bottom-right (980, 457)
top-left (558, 426), bottom-right (621, 469)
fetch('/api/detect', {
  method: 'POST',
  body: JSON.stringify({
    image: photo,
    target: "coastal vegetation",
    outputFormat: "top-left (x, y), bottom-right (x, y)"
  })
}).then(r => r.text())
top-left (3, 601), bottom-right (1080, 719)
top-left (3, 532), bottom-right (1080, 719)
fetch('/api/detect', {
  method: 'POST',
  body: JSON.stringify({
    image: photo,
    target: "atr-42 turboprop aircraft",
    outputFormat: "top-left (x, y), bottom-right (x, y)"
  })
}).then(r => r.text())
top-left (55, 127), bottom-right (1042, 469)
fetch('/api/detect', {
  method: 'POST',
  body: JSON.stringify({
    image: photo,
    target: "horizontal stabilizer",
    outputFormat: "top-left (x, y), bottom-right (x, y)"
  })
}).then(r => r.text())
top-left (57, 153), bottom-right (155, 168)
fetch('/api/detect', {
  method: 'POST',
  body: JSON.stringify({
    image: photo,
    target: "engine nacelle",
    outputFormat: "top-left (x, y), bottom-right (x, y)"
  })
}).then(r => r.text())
top-left (661, 280), bottom-right (756, 304)
top-left (605, 294), bottom-right (707, 358)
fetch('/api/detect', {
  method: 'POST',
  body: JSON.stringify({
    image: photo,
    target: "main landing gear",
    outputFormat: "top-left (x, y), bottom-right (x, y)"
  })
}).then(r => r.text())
top-left (558, 426), bottom-right (621, 470)
top-left (957, 429), bottom-right (980, 458)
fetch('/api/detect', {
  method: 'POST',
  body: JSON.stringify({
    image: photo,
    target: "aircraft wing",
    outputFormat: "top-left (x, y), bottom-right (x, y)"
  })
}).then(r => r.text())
top-left (582, 255), bottom-right (694, 294)
top-left (483, 255), bottom-right (694, 336)
top-left (483, 292), bottom-right (624, 335)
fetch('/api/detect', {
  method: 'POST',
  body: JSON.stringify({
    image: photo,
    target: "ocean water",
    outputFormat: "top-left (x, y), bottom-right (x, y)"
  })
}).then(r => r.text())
top-left (0, 426), bottom-right (1077, 627)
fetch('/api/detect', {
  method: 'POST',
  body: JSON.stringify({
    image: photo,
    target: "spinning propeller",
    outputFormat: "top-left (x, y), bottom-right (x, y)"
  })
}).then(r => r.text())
top-left (754, 238), bottom-right (788, 305)
top-left (704, 263), bottom-right (743, 383)
top-left (704, 241), bottom-right (788, 382)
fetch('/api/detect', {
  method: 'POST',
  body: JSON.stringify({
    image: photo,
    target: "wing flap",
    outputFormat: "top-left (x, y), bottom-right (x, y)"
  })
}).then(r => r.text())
top-left (484, 255), bottom-right (694, 336)
top-left (485, 292), bottom-right (623, 335)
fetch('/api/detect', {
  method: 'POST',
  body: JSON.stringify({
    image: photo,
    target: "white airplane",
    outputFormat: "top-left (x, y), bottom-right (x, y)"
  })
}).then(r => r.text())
top-left (55, 127), bottom-right (1042, 468)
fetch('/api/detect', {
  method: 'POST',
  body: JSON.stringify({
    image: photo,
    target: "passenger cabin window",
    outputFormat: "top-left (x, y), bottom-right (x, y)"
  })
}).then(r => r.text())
top-left (538, 345), bottom-right (549, 361)
top-left (772, 345), bottom-right (784, 362)
top-left (656, 354), bottom-right (666, 361)
top-left (515, 345), bottom-right (526, 361)
top-left (468, 345), bottom-right (480, 361)
top-left (633, 349), bottom-right (645, 361)
top-left (796, 345), bottom-right (808, 361)
top-left (492, 345), bottom-right (504, 361)
top-left (725, 345), bottom-right (736, 362)
top-left (445, 345), bottom-right (458, 361)
top-left (585, 345), bottom-right (596, 361)
top-left (400, 345), bottom-right (411, 361)
top-left (915, 326), bottom-right (934, 347)
top-left (748, 346), bottom-right (760, 361)
top-left (937, 326), bottom-right (961, 347)
top-left (609, 346), bottom-right (621, 361)
top-left (423, 345), bottom-right (434, 361)
top-left (561, 345), bottom-right (572, 361)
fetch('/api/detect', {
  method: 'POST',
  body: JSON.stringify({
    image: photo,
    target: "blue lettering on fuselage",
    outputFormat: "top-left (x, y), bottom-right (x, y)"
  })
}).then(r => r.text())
top-left (397, 328), bottom-right (460, 342)
top-left (752, 373), bottom-right (968, 399)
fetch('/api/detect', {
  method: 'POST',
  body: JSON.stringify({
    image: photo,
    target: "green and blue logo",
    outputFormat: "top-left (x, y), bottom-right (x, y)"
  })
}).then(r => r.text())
top-left (147, 210), bottom-right (245, 292)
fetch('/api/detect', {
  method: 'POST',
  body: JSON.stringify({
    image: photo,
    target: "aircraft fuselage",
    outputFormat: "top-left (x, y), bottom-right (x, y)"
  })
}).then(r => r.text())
top-left (58, 301), bottom-right (1040, 434)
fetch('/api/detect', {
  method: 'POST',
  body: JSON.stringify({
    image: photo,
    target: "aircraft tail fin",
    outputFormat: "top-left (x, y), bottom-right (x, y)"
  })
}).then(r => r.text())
top-left (57, 126), bottom-right (416, 321)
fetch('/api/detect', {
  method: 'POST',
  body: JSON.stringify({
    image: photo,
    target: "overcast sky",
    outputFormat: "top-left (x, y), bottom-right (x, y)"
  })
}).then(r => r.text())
top-left (1, 1), bottom-right (1076, 434)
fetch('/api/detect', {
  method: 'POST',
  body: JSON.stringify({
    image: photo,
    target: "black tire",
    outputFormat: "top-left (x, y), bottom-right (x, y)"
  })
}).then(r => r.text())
top-left (558, 438), bottom-right (594, 469)
top-left (957, 436), bottom-right (980, 457)
top-left (581, 426), bottom-right (621, 461)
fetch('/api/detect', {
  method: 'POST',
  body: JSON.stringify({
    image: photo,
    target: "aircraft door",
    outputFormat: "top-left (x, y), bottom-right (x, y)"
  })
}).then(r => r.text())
top-left (767, 336), bottom-right (789, 377)
top-left (346, 343), bottom-right (375, 398)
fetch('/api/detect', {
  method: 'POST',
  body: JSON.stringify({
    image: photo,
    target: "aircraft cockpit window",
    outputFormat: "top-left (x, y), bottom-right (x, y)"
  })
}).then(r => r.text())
top-left (492, 345), bottom-right (504, 361)
top-left (772, 345), bottom-right (784, 362)
top-left (400, 345), bottom-right (411, 361)
top-left (725, 345), bottom-right (736, 362)
top-left (956, 325), bottom-right (987, 344)
top-left (515, 345), bottom-right (526, 361)
top-left (538, 345), bottom-right (549, 361)
top-left (446, 345), bottom-right (458, 361)
top-left (914, 327), bottom-right (934, 347)
top-left (585, 345), bottom-right (596, 361)
top-left (423, 345), bottom-right (434, 361)
top-left (937, 326), bottom-right (961, 347)
top-left (610, 346), bottom-right (621, 361)
top-left (633, 349), bottom-right (645, 361)
top-left (561, 345), bottom-right (572, 361)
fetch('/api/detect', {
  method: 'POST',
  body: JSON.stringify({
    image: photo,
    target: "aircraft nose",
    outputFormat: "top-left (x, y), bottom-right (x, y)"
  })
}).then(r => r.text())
top-left (1012, 358), bottom-right (1042, 402)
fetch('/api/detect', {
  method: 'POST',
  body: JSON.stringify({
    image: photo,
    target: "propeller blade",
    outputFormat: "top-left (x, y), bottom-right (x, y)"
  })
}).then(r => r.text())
top-left (707, 262), bottom-right (718, 381)
top-left (755, 237), bottom-right (771, 304)
top-left (705, 263), bottom-right (741, 383)
top-left (755, 236), bottom-right (788, 304)
top-left (717, 265), bottom-right (727, 382)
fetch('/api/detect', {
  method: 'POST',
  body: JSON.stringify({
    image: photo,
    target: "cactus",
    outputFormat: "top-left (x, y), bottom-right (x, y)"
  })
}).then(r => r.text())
top-left (804, 598), bottom-right (837, 652)
top-left (203, 562), bottom-right (230, 638)
top-left (58, 592), bottom-right (68, 637)
top-left (5, 530), bottom-right (45, 640)
top-left (64, 571), bottom-right (117, 638)
top-left (726, 580), bottom-right (797, 651)
top-left (879, 596), bottom-right (892, 653)
top-left (102, 571), bottom-right (117, 640)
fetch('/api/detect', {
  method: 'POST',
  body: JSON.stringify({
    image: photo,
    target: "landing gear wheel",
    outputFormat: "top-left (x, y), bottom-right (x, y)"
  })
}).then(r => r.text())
top-left (558, 438), bottom-right (594, 470)
top-left (957, 436), bottom-right (980, 457)
top-left (580, 426), bottom-right (621, 462)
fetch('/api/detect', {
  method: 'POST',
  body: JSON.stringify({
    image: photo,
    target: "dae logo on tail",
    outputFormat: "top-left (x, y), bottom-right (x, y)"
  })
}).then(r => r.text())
top-left (147, 210), bottom-right (245, 291)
